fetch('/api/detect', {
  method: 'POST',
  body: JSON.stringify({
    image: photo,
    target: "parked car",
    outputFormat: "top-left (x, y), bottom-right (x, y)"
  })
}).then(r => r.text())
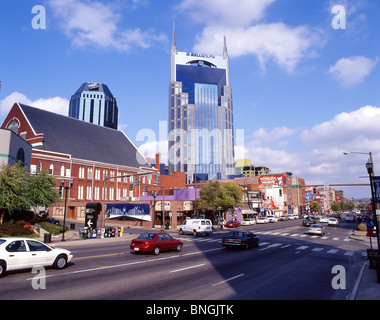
top-left (130, 232), bottom-right (183, 255)
top-left (345, 214), bottom-right (355, 222)
top-left (267, 216), bottom-right (278, 223)
top-left (279, 215), bottom-right (289, 221)
top-left (240, 218), bottom-right (256, 226)
top-left (256, 217), bottom-right (269, 224)
top-left (308, 224), bottom-right (325, 236)
top-left (327, 218), bottom-right (339, 227)
top-left (302, 217), bottom-right (317, 227)
top-left (225, 220), bottom-right (240, 228)
top-left (0, 237), bottom-right (73, 277)
top-left (222, 231), bottom-right (259, 249)
top-left (178, 219), bottom-right (213, 236)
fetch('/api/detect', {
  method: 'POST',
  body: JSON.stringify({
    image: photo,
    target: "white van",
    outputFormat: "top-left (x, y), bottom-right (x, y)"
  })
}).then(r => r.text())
top-left (179, 219), bottom-right (213, 236)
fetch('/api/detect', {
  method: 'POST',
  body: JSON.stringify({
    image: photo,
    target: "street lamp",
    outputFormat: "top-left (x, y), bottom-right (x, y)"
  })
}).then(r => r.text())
top-left (366, 160), bottom-right (380, 253)
top-left (61, 178), bottom-right (74, 242)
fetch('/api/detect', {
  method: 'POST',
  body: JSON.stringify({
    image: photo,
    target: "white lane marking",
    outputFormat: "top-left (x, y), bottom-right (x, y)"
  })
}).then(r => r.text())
top-left (212, 274), bottom-right (245, 287)
top-left (169, 264), bottom-right (205, 273)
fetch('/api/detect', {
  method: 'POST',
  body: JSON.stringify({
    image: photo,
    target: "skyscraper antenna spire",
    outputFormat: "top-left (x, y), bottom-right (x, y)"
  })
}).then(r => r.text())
top-left (171, 21), bottom-right (177, 52)
top-left (223, 33), bottom-right (228, 59)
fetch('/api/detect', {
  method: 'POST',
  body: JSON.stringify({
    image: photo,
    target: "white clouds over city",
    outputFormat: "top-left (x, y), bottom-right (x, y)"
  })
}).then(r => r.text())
top-left (328, 56), bottom-right (378, 87)
top-left (0, 92), bottom-right (69, 117)
top-left (48, 0), bottom-right (167, 51)
top-left (178, 0), bottom-right (324, 73)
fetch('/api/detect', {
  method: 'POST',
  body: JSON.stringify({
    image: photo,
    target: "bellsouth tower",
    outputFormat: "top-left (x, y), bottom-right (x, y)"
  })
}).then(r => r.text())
top-left (168, 27), bottom-right (235, 183)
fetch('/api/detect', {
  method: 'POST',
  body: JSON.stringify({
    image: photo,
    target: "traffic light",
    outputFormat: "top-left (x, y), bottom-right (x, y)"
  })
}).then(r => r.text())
top-left (129, 184), bottom-right (133, 191)
top-left (155, 174), bottom-right (160, 185)
top-left (144, 185), bottom-right (148, 192)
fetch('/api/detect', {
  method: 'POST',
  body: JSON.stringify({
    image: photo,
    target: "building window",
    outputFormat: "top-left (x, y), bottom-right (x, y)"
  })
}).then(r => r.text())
top-left (78, 186), bottom-right (84, 200)
top-left (79, 167), bottom-right (85, 179)
top-left (60, 166), bottom-right (65, 177)
top-left (49, 164), bottom-right (54, 175)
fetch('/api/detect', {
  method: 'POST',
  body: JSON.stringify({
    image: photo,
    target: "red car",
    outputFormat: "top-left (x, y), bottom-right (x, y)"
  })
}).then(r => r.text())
top-left (130, 232), bottom-right (183, 255)
top-left (225, 220), bottom-right (240, 228)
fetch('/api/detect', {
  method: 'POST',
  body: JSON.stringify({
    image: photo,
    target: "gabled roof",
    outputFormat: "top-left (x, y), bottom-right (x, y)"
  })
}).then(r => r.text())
top-left (18, 103), bottom-right (152, 169)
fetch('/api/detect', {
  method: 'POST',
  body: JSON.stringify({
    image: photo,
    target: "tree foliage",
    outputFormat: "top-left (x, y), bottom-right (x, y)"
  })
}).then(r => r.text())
top-left (0, 162), bottom-right (60, 224)
top-left (197, 181), bottom-right (243, 217)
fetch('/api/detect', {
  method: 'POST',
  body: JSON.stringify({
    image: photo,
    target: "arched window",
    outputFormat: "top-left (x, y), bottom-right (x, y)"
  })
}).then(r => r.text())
top-left (49, 164), bottom-right (54, 175)
top-left (16, 148), bottom-right (25, 164)
top-left (8, 119), bottom-right (20, 134)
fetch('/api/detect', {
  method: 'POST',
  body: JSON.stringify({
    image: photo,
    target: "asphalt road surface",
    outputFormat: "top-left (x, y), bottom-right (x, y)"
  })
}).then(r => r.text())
top-left (0, 219), bottom-right (369, 300)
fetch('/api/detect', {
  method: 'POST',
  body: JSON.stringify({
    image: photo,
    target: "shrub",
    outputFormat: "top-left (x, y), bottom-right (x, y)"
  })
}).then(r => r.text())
top-left (39, 222), bottom-right (68, 235)
top-left (0, 221), bottom-right (36, 237)
top-left (357, 223), bottom-right (367, 232)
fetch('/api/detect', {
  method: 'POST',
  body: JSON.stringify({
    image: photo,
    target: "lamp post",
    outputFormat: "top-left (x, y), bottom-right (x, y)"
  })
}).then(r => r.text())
top-left (61, 178), bottom-right (74, 242)
top-left (366, 160), bottom-right (380, 252)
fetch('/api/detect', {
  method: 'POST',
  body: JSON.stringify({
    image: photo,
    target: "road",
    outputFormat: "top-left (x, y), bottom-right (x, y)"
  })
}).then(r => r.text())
top-left (0, 219), bottom-right (369, 300)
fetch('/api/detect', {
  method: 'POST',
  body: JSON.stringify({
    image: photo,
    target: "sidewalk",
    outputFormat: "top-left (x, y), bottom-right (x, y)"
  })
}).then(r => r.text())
top-left (348, 232), bottom-right (380, 300)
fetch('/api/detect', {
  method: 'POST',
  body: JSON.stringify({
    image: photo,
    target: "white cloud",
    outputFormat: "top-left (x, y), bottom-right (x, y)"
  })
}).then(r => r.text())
top-left (48, 0), bottom-right (167, 51)
top-left (328, 56), bottom-right (378, 87)
top-left (191, 24), bottom-right (323, 74)
top-left (176, 0), bottom-right (277, 27)
top-left (0, 92), bottom-right (69, 117)
top-left (301, 105), bottom-right (380, 147)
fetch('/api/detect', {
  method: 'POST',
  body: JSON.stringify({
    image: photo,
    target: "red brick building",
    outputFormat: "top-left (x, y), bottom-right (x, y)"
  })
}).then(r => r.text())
top-left (1, 103), bottom-right (157, 221)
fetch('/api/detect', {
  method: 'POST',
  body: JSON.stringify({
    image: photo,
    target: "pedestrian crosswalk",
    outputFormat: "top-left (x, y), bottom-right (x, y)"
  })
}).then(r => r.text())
top-left (175, 233), bottom-right (366, 258)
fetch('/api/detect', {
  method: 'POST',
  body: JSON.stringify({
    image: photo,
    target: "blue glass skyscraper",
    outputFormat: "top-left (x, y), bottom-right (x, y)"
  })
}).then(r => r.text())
top-left (69, 82), bottom-right (118, 130)
top-left (168, 28), bottom-right (235, 183)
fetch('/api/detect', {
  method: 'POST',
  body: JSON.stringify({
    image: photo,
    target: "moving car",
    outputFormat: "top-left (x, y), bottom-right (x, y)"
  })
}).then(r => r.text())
top-left (225, 220), bottom-right (240, 228)
top-left (240, 218), bottom-right (256, 226)
top-left (319, 216), bottom-right (328, 223)
top-left (267, 216), bottom-right (278, 223)
top-left (178, 219), bottom-right (213, 236)
top-left (0, 237), bottom-right (73, 277)
top-left (327, 218), bottom-right (339, 227)
top-left (130, 232), bottom-right (183, 255)
top-left (222, 231), bottom-right (259, 249)
top-left (256, 217), bottom-right (269, 224)
top-left (345, 214), bottom-right (355, 222)
top-left (302, 217), bottom-right (317, 227)
top-left (308, 224), bottom-right (325, 236)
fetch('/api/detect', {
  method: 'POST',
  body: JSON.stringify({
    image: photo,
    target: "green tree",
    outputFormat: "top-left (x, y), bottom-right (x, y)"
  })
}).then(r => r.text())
top-left (309, 200), bottom-right (321, 213)
top-left (0, 163), bottom-right (61, 224)
top-left (27, 169), bottom-right (61, 221)
top-left (197, 181), bottom-right (243, 219)
top-left (330, 202), bottom-right (341, 213)
top-left (0, 163), bottom-right (30, 224)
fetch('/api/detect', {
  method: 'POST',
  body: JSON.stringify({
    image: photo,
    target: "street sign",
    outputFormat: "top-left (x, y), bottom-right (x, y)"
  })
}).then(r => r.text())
top-left (292, 185), bottom-right (302, 189)
top-left (373, 176), bottom-right (380, 203)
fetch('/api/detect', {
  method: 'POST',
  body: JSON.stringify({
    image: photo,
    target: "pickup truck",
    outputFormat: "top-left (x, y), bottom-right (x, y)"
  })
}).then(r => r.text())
top-left (222, 231), bottom-right (259, 249)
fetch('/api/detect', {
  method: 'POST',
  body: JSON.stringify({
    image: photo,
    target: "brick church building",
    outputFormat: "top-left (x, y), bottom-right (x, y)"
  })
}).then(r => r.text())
top-left (1, 103), bottom-right (157, 222)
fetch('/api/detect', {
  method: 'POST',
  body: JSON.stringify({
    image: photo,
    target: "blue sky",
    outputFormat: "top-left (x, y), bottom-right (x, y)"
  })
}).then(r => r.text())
top-left (0, 0), bottom-right (379, 198)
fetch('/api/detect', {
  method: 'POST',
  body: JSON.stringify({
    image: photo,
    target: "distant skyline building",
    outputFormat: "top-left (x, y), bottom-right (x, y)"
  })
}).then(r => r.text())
top-left (69, 82), bottom-right (118, 130)
top-left (168, 27), bottom-right (235, 183)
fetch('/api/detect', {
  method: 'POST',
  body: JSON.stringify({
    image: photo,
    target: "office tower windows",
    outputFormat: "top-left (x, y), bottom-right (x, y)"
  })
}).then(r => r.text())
top-left (69, 82), bottom-right (118, 130)
top-left (168, 27), bottom-right (234, 183)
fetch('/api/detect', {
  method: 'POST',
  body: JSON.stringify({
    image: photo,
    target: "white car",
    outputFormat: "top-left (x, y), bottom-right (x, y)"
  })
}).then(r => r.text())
top-left (256, 217), bottom-right (269, 224)
top-left (328, 218), bottom-right (339, 227)
top-left (179, 219), bottom-right (213, 236)
top-left (319, 216), bottom-right (328, 223)
top-left (0, 237), bottom-right (73, 277)
top-left (241, 218), bottom-right (256, 226)
top-left (267, 216), bottom-right (278, 223)
top-left (308, 224), bottom-right (325, 236)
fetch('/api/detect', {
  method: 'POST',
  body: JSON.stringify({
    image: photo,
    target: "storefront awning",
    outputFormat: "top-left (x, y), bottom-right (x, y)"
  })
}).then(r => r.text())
top-left (241, 203), bottom-right (255, 214)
